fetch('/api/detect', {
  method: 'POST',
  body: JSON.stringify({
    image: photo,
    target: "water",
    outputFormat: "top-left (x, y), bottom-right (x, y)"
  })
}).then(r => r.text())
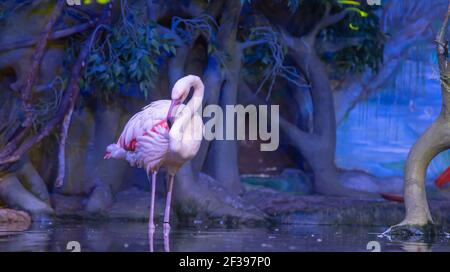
top-left (1, 220), bottom-right (449, 252)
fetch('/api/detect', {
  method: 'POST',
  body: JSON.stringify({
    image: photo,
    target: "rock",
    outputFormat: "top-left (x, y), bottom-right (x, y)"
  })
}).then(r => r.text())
top-left (85, 182), bottom-right (114, 214)
top-left (0, 208), bottom-right (31, 234)
top-left (0, 175), bottom-right (54, 217)
top-left (0, 208), bottom-right (30, 223)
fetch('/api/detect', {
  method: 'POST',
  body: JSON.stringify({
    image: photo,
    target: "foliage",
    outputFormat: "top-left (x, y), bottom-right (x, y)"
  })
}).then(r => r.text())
top-left (172, 14), bottom-right (218, 44)
top-left (241, 0), bottom-right (385, 88)
top-left (4, 0), bottom-right (384, 105)
top-left (77, 6), bottom-right (178, 101)
top-left (241, 0), bottom-right (301, 12)
top-left (81, 25), bottom-right (176, 100)
top-left (62, 0), bottom-right (384, 103)
top-left (73, 4), bottom-right (222, 102)
top-left (171, 13), bottom-right (225, 67)
top-left (242, 27), bottom-right (309, 99)
top-left (321, 1), bottom-right (385, 78)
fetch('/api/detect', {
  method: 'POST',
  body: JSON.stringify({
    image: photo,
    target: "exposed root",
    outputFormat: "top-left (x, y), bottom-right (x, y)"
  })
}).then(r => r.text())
top-left (380, 221), bottom-right (441, 241)
top-left (16, 158), bottom-right (51, 205)
top-left (0, 174), bottom-right (53, 219)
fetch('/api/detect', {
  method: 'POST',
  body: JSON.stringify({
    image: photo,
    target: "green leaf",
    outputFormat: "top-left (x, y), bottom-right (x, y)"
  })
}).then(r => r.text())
top-left (163, 43), bottom-right (170, 52)
top-left (169, 46), bottom-right (177, 55)
top-left (129, 62), bottom-right (138, 72)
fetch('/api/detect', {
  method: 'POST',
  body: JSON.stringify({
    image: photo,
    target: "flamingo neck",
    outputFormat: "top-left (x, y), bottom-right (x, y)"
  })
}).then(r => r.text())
top-left (176, 77), bottom-right (204, 124)
top-left (169, 77), bottom-right (204, 149)
top-left (184, 79), bottom-right (204, 114)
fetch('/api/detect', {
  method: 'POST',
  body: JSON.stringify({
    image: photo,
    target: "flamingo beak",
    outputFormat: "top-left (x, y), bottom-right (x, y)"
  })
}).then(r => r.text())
top-left (167, 99), bottom-right (179, 128)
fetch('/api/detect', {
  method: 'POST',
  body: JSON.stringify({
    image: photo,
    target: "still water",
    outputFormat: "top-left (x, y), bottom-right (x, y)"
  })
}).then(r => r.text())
top-left (0, 220), bottom-right (449, 252)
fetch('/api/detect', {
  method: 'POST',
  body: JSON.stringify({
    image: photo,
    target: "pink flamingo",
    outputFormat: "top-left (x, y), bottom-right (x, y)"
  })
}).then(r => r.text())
top-left (104, 75), bottom-right (204, 235)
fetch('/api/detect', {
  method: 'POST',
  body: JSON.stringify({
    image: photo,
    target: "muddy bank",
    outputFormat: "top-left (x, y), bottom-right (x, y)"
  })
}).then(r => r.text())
top-left (48, 185), bottom-right (450, 227)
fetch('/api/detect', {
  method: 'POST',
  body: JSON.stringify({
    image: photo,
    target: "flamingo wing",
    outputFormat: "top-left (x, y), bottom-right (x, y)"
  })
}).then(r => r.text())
top-left (135, 123), bottom-right (170, 173)
top-left (118, 100), bottom-right (171, 151)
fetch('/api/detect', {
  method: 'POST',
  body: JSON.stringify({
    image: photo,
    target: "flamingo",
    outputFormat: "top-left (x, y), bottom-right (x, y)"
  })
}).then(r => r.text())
top-left (104, 75), bottom-right (204, 235)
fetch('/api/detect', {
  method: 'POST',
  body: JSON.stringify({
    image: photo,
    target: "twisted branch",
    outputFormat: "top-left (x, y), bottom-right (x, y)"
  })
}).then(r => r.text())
top-left (241, 26), bottom-right (310, 100)
top-left (0, 4), bottom-right (113, 165)
top-left (21, 0), bottom-right (65, 128)
top-left (0, 20), bottom-right (98, 52)
top-left (305, 4), bottom-right (349, 46)
top-left (171, 14), bottom-right (218, 44)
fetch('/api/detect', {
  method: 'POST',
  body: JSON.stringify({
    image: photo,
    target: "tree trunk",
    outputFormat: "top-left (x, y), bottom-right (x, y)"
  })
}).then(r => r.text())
top-left (276, 8), bottom-right (379, 196)
top-left (205, 46), bottom-right (244, 194)
top-left (190, 55), bottom-right (224, 174)
top-left (388, 3), bottom-right (450, 235)
top-left (191, 0), bottom-right (244, 194)
top-left (403, 115), bottom-right (450, 226)
top-left (286, 43), bottom-right (342, 195)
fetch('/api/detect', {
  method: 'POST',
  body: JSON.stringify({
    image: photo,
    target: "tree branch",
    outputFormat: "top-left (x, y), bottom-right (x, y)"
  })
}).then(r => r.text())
top-left (238, 80), bottom-right (316, 154)
top-left (238, 40), bottom-right (266, 51)
top-left (436, 2), bottom-right (450, 47)
top-left (436, 2), bottom-right (450, 78)
top-left (146, 0), bottom-right (159, 21)
top-left (21, 0), bottom-right (65, 128)
top-left (305, 5), bottom-right (349, 47)
top-left (335, 3), bottom-right (434, 124)
top-left (435, 1), bottom-right (450, 117)
top-left (0, 4), bottom-right (113, 165)
top-left (0, 20), bottom-right (98, 52)
top-left (54, 105), bottom-right (74, 188)
top-left (316, 37), bottom-right (364, 54)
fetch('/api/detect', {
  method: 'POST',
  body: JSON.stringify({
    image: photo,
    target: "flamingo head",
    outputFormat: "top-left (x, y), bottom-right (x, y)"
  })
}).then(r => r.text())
top-left (168, 75), bottom-right (201, 128)
top-left (167, 98), bottom-right (182, 128)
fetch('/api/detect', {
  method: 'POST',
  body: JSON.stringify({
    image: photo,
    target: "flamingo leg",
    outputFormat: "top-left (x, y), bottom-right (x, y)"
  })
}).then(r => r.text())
top-left (164, 231), bottom-right (170, 252)
top-left (149, 227), bottom-right (154, 252)
top-left (149, 171), bottom-right (157, 230)
top-left (147, 171), bottom-right (157, 252)
top-left (163, 174), bottom-right (175, 235)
